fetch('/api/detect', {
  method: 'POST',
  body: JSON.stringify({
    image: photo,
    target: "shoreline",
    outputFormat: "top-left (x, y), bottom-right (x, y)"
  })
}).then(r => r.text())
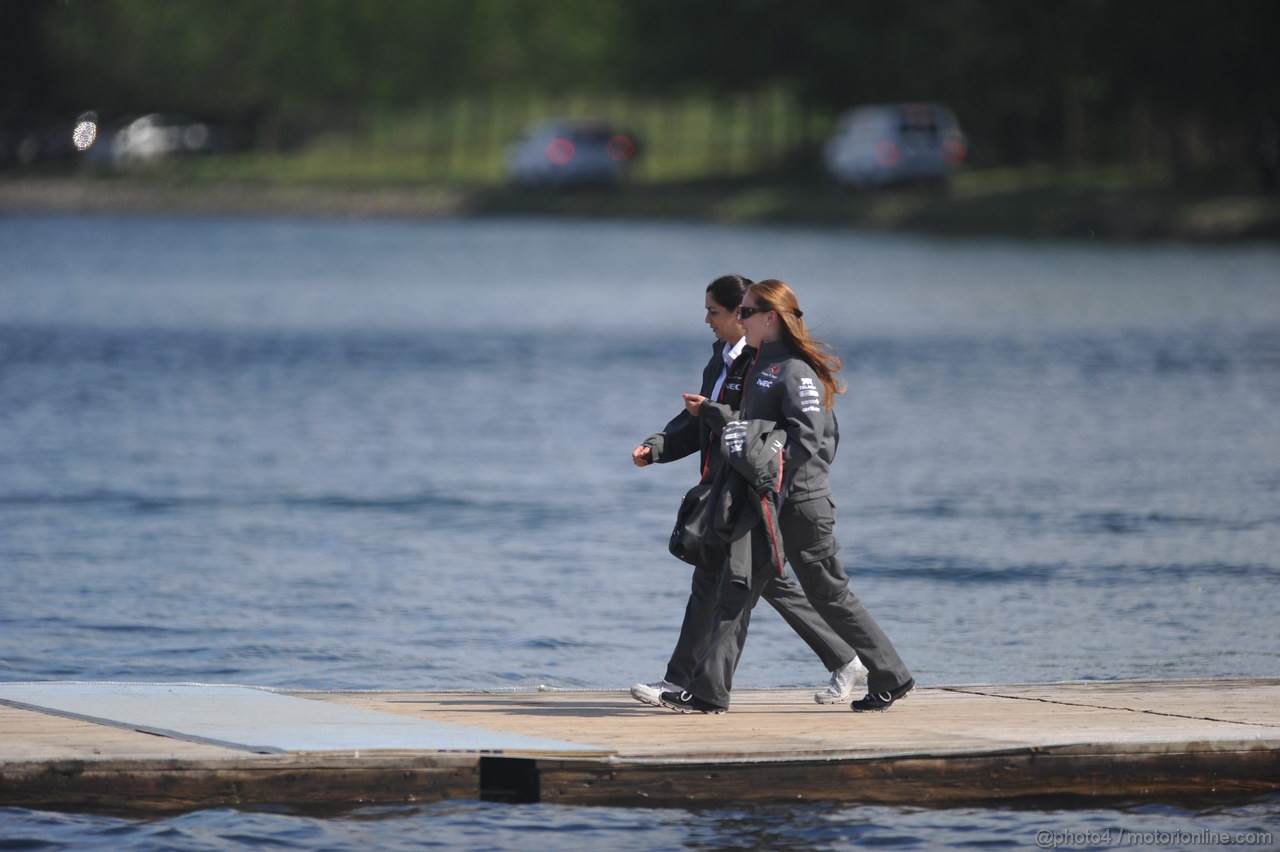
top-left (3, 174), bottom-right (1279, 241)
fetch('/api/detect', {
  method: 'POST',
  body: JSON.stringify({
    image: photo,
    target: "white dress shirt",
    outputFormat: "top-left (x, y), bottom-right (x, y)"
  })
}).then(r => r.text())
top-left (710, 336), bottom-right (747, 402)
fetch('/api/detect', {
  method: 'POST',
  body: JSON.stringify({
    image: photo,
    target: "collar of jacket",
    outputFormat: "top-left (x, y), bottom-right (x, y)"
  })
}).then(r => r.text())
top-left (757, 339), bottom-right (794, 358)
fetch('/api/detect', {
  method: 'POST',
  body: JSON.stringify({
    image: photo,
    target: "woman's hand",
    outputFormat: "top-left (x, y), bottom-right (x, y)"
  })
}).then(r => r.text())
top-left (682, 394), bottom-right (707, 416)
top-left (631, 445), bottom-right (653, 467)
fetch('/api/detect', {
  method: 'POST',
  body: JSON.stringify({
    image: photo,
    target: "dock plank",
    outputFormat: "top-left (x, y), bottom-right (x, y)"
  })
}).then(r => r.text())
top-left (0, 704), bottom-right (244, 762)
top-left (306, 680), bottom-right (1279, 760)
top-left (0, 683), bottom-right (611, 756)
top-left (950, 680), bottom-right (1280, 728)
top-left (2, 679), bottom-right (1276, 810)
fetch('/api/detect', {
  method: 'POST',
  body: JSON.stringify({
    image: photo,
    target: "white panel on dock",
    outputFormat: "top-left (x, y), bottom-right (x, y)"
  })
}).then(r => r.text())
top-left (0, 682), bottom-right (611, 756)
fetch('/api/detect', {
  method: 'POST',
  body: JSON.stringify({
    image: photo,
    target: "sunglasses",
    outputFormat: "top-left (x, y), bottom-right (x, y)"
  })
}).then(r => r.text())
top-left (737, 305), bottom-right (768, 319)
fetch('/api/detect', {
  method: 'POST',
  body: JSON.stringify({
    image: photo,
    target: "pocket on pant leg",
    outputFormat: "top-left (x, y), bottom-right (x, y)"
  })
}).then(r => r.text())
top-left (798, 536), bottom-right (840, 564)
top-left (784, 495), bottom-right (847, 601)
top-left (794, 553), bottom-right (850, 602)
top-left (794, 496), bottom-right (836, 532)
top-left (792, 497), bottom-right (838, 558)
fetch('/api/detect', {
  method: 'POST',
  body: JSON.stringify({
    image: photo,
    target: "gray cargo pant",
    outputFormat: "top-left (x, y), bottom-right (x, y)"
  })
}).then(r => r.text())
top-left (779, 495), bottom-right (912, 696)
top-left (664, 556), bottom-right (854, 693)
top-left (684, 494), bottom-right (911, 708)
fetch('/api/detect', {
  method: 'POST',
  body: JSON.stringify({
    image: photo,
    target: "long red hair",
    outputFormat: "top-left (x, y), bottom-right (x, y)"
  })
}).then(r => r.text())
top-left (749, 279), bottom-right (844, 408)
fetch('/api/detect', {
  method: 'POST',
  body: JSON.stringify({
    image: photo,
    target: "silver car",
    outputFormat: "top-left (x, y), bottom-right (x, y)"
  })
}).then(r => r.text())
top-left (506, 119), bottom-right (638, 188)
top-left (823, 103), bottom-right (967, 189)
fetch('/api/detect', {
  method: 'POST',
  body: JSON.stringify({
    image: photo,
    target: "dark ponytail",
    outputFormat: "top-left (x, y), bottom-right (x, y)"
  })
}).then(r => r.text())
top-left (705, 274), bottom-right (753, 311)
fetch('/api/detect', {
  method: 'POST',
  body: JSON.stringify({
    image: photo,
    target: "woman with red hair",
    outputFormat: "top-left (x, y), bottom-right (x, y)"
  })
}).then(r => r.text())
top-left (663, 279), bottom-right (914, 714)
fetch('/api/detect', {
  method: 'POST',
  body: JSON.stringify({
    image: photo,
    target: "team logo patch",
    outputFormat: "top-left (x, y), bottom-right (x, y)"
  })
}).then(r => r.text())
top-left (798, 378), bottom-right (821, 412)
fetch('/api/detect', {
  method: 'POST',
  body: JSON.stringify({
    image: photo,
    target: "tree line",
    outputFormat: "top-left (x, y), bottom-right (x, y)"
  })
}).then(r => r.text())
top-left (4, 0), bottom-right (1278, 174)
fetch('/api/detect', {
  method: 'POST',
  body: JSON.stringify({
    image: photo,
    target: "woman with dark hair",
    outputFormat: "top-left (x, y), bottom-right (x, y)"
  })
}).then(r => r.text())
top-left (662, 279), bottom-right (913, 714)
top-left (630, 274), bottom-right (865, 708)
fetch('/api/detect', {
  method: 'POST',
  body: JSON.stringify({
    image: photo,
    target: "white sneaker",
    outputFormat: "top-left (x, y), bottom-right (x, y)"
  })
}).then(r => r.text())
top-left (631, 679), bottom-right (683, 706)
top-left (814, 656), bottom-right (868, 704)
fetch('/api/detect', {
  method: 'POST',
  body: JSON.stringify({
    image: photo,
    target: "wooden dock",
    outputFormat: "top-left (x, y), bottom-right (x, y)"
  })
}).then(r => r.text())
top-left (1, 678), bottom-right (1277, 812)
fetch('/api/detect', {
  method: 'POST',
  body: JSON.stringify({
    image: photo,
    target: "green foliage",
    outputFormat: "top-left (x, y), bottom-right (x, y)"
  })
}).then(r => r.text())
top-left (13, 0), bottom-right (1279, 172)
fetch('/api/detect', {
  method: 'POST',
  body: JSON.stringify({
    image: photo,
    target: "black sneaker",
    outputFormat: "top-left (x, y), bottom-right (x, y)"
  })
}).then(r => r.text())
top-left (659, 690), bottom-right (727, 714)
top-left (850, 678), bottom-right (915, 712)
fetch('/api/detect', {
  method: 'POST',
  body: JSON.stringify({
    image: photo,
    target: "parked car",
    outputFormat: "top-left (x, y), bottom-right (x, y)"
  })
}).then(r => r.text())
top-left (76, 113), bottom-right (224, 166)
top-left (823, 103), bottom-right (967, 189)
top-left (506, 119), bottom-right (638, 188)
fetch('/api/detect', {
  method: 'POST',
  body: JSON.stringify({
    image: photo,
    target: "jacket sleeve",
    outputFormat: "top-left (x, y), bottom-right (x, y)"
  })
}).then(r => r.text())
top-left (642, 409), bottom-right (701, 463)
top-left (721, 420), bottom-right (787, 496)
top-left (697, 400), bottom-right (736, 435)
top-left (644, 347), bottom-right (722, 463)
top-left (778, 364), bottom-right (827, 483)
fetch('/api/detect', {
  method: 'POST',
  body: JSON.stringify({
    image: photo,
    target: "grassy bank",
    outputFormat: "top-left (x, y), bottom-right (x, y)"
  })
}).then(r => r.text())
top-left (3, 166), bottom-right (1278, 241)
top-left (473, 170), bottom-right (1280, 241)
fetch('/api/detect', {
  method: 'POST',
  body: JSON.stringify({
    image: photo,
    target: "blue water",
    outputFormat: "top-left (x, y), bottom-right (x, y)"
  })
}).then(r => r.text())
top-left (1, 212), bottom-right (1278, 846)
top-left (1, 798), bottom-right (1277, 850)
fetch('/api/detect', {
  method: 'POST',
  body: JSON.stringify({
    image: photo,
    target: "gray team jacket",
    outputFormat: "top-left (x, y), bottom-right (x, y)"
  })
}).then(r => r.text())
top-left (667, 417), bottom-right (788, 588)
top-left (704, 338), bottom-right (838, 503)
top-left (714, 418), bottom-right (788, 589)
